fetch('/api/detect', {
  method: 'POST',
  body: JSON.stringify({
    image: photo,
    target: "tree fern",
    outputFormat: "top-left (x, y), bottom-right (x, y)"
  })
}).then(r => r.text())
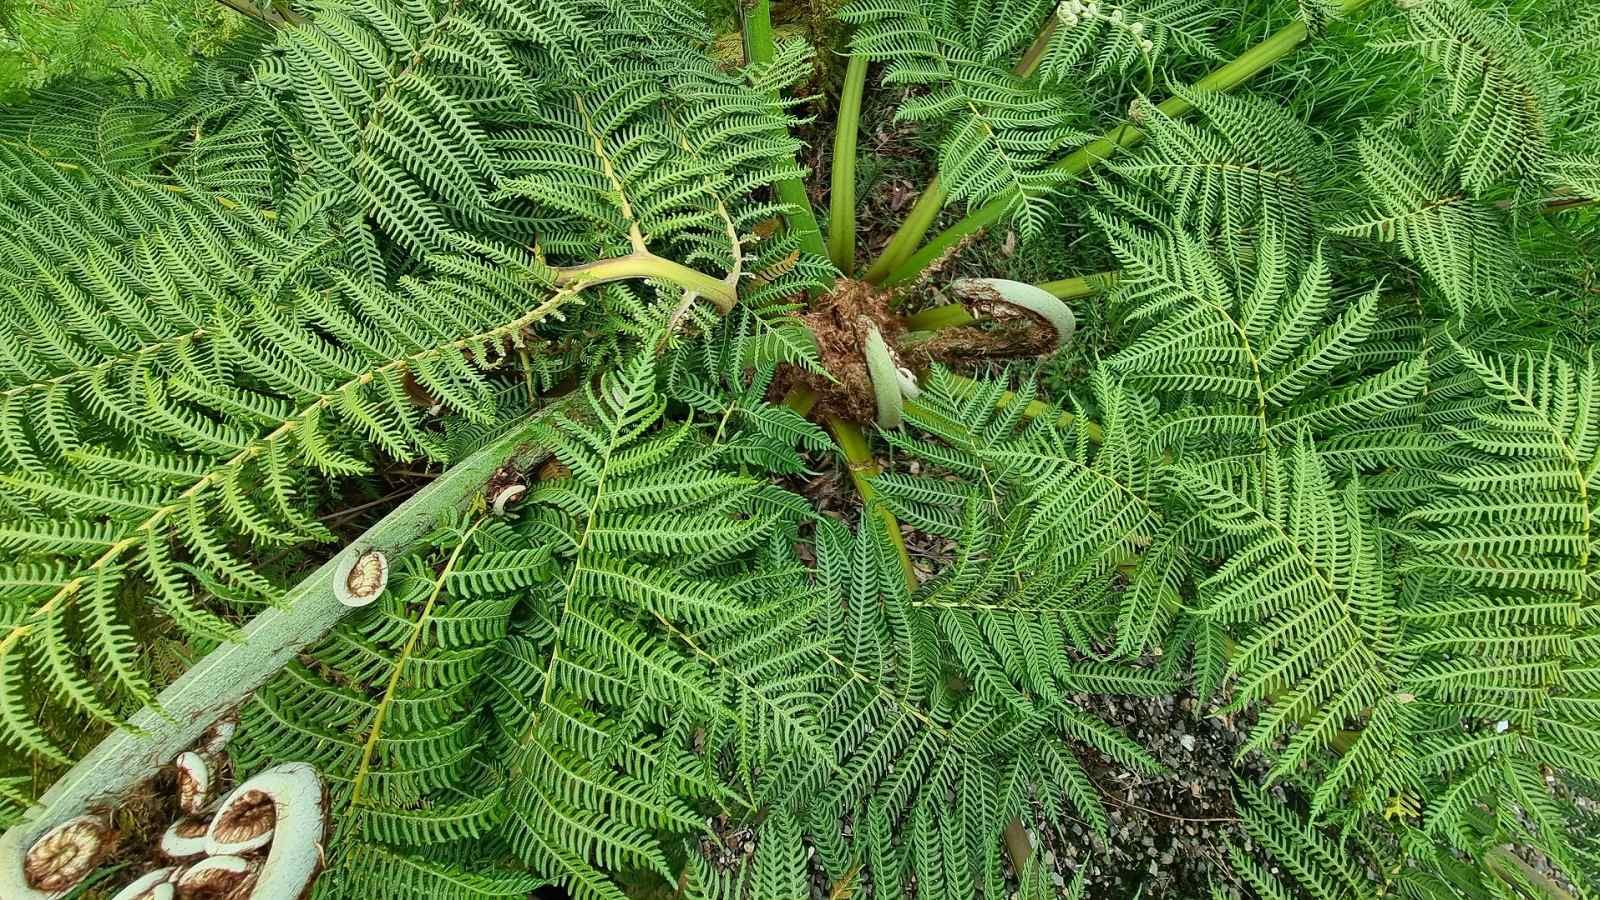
top-left (0, 214), bottom-right (585, 760)
top-left (1332, 130), bottom-right (1515, 317)
top-left (3, 1), bottom-right (1599, 898)
top-left (233, 356), bottom-right (790, 898)
top-left (264, 0), bottom-right (807, 272)
top-left (1097, 220), bottom-right (1428, 456)
top-left (0, 17), bottom-right (821, 761)
top-left (221, 355), bottom-right (1170, 899)
top-left (1173, 442), bottom-right (1404, 799)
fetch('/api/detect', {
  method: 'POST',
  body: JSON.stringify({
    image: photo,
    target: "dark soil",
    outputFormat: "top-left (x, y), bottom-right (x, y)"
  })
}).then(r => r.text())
top-left (1028, 691), bottom-right (1266, 897)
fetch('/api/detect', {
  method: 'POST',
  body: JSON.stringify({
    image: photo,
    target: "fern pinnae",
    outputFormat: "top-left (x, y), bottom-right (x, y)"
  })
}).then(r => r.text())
top-left (1107, 86), bottom-right (1331, 254)
top-left (0, 229), bottom-right (595, 756)
top-left (1041, 0), bottom-right (1223, 82)
top-left (1383, 0), bottom-right (1560, 195)
top-left (839, 0), bottom-right (1089, 236)
top-left (1332, 130), bottom-right (1515, 318)
top-left (348, 516), bottom-right (485, 808)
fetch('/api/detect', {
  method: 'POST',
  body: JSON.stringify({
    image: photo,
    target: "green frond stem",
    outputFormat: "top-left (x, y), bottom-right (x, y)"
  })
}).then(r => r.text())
top-left (828, 52), bottom-right (870, 273)
top-left (678, 125), bottom-right (747, 294)
top-left (1492, 192), bottom-right (1598, 213)
top-left (1015, 17), bottom-right (1059, 78)
top-left (824, 417), bottom-right (916, 590)
top-left (573, 93), bottom-right (651, 255)
top-left (860, 14), bottom-right (1060, 285)
top-left (552, 254), bottom-right (737, 313)
top-left (781, 385), bottom-right (818, 417)
top-left (0, 287), bottom-right (580, 665)
top-left (0, 406), bottom-right (563, 864)
top-left (871, 0), bottom-right (1377, 284)
top-left (743, 0), bottom-right (827, 260)
top-left (1037, 271), bottom-right (1118, 301)
top-left (0, 138), bottom-right (80, 173)
top-left (156, 180), bottom-right (279, 219)
top-left (1483, 846), bottom-right (1576, 900)
top-left (900, 272), bottom-right (1108, 331)
top-left (349, 518), bottom-right (485, 807)
top-left (0, 327), bottom-right (209, 402)
top-left (1540, 196), bottom-right (1595, 212)
top-left (902, 303), bottom-right (978, 333)
top-left (860, 182), bottom-right (944, 284)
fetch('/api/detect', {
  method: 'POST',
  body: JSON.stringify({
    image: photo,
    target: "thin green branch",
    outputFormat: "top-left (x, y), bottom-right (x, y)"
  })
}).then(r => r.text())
top-left (1038, 270), bottom-right (1118, 301)
top-left (901, 302), bottom-right (978, 332)
top-left (859, 181), bottom-right (946, 284)
top-left (828, 52), bottom-right (870, 273)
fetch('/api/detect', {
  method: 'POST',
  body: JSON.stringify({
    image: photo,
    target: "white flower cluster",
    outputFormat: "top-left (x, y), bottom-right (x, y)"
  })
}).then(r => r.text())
top-left (1056, 0), bottom-right (1156, 53)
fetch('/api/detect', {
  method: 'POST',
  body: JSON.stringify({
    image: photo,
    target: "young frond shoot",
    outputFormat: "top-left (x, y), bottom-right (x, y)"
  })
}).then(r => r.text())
top-left (1, 0), bottom-right (1598, 898)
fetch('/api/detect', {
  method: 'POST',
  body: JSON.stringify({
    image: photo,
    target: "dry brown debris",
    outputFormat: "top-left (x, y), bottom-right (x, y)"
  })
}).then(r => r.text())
top-left (775, 278), bottom-right (1058, 424)
top-left (775, 278), bottom-right (906, 422)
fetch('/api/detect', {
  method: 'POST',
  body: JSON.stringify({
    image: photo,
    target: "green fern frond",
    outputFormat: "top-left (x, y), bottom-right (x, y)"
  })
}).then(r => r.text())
top-left (838, 0), bottom-right (1090, 235)
top-left (1107, 86), bottom-right (1331, 253)
top-left (1101, 223), bottom-right (1427, 456)
top-left (5, 3), bottom-right (1600, 899)
top-left (1332, 132), bottom-right (1514, 317)
top-left (1041, 0), bottom-right (1224, 81)
top-left (1383, 0), bottom-right (1560, 194)
top-left (0, 203), bottom-right (586, 758)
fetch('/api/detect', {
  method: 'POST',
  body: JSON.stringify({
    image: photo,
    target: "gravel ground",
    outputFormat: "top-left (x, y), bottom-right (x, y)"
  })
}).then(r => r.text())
top-left (695, 685), bottom-right (1269, 899)
top-left (1026, 691), bottom-right (1264, 897)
